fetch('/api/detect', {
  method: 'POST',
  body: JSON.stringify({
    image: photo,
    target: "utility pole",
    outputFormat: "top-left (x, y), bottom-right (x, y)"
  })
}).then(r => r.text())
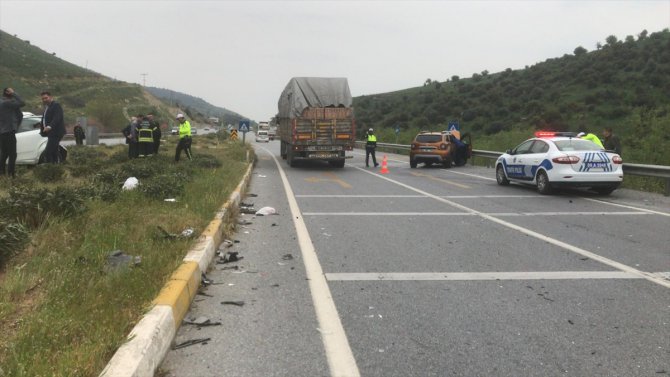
top-left (140, 73), bottom-right (148, 86)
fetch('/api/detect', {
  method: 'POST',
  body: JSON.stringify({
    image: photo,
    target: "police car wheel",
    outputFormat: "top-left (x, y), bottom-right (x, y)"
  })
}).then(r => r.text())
top-left (496, 165), bottom-right (510, 185)
top-left (536, 171), bottom-right (552, 195)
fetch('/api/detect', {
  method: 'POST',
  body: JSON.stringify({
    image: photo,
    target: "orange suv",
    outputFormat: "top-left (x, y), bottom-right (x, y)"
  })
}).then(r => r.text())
top-left (410, 131), bottom-right (456, 168)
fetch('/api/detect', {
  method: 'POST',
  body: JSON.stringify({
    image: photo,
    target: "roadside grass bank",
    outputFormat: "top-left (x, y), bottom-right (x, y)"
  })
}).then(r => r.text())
top-left (0, 133), bottom-right (253, 376)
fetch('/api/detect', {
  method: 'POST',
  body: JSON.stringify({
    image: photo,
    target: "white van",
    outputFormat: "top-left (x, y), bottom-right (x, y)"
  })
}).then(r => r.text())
top-left (255, 130), bottom-right (269, 142)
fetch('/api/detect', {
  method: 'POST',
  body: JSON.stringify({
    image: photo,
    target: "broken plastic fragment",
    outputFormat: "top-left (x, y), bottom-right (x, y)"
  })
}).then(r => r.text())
top-left (122, 177), bottom-right (139, 190)
top-left (256, 206), bottom-right (278, 216)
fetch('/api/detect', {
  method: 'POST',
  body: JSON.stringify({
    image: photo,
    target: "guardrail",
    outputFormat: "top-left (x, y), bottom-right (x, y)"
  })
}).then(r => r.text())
top-left (355, 141), bottom-right (670, 196)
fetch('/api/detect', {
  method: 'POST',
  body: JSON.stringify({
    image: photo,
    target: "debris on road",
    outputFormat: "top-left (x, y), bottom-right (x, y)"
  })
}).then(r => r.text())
top-left (217, 251), bottom-right (242, 264)
top-left (255, 206), bottom-right (278, 216)
top-left (282, 254), bottom-right (294, 260)
top-left (221, 301), bottom-right (245, 306)
top-left (183, 316), bottom-right (222, 327)
top-left (240, 206), bottom-right (256, 214)
top-left (172, 338), bottom-right (211, 350)
top-left (201, 273), bottom-right (213, 286)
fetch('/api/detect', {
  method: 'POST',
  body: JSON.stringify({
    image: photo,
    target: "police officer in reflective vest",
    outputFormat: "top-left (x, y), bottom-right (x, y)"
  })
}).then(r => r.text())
top-left (365, 128), bottom-right (379, 167)
top-left (137, 115), bottom-right (154, 156)
top-left (175, 113), bottom-right (192, 162)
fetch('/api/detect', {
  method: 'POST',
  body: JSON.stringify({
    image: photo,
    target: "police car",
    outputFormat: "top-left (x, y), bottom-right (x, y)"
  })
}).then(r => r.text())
top-left (495, 131), bottom-right (623, 195)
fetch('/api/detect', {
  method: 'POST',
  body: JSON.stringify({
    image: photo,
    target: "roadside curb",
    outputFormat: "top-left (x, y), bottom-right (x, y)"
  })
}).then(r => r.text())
top-left (100, 162), bottom-right (255, 377)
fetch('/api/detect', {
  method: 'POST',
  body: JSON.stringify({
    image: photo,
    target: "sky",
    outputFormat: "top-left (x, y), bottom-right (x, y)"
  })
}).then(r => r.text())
top-left (1, 0), bottom-right (669, 123)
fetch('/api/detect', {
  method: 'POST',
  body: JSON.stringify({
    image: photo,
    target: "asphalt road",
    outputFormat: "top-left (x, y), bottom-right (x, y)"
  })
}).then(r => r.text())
top-left (159, 140), bottom-right (670, 377)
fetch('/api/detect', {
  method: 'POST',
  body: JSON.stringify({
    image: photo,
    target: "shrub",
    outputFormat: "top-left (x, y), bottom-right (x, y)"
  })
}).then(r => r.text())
top-left (0, 186), bottom-right (87, 229)
top-left (139, 172), bottom-right (189, 199)
top-left (33, 164), bottom-right (65, 183)
top-left (0, 221), bottom-right (29, 266)
top-left (192, 154), bottom-right (222, 169)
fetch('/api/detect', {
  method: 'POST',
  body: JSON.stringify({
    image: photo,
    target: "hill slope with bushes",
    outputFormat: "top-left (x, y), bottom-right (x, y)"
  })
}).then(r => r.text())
top-left (0, 30), bottom-right (249, 131)
top-left (353, 28), bottom-right (670, 166)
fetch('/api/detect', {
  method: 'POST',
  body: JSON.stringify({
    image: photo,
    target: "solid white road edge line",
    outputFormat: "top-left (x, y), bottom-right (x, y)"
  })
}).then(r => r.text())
top-left (263, 147), bottom-right (360, 377)
top-left (353, 165), bottom-right (670, 289)
top-left (302, 211), bottom-right (648, 216)
top-left (325, 271), bottom-right (659, 281)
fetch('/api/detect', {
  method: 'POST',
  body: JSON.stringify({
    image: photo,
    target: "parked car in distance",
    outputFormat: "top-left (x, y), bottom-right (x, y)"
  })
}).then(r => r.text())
top-left (409, 131), bottom-right (456, 168)
top-left (15, 112), bottom-right (67, 164)
top-left (256, 130), bottom-right (269, 142)
top-left (191, 128), bottom-right (198, 135)
top-left (171, 127), bottom-right (178, 135)
top-left (495, 131), bottom-right (623, 195)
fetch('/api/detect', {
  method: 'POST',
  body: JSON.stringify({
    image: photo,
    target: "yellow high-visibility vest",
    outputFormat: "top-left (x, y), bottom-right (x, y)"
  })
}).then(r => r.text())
top-left (179, 120), bottom-right (192, 139)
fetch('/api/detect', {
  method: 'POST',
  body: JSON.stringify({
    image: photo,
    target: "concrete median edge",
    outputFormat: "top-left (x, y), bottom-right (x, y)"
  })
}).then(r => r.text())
top-left (100, 161), bottom-right (255, 377)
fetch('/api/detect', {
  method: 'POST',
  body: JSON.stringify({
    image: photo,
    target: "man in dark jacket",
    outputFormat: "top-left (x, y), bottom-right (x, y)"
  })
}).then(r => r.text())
top-left (40, 91), bottom-right (66, 163)
top-left (602, 127), bottom-right (622, 156)
top-left (122, 116), bottom-right (139, 158)
top-left (0, 87), bottom-right (25, 177)
top-left (148, 113), bottom-right (161, 154)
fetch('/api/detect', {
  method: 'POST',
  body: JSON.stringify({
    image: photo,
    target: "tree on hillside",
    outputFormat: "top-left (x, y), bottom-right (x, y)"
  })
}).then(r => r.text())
top-left (451, 75), bottom-right (459, 82)
top-left (574, 46), bottom-right (587, 56)
top-left (606, 35), bottom-right (619, 46)
top-left (638, 29), bottom-right (648, 40)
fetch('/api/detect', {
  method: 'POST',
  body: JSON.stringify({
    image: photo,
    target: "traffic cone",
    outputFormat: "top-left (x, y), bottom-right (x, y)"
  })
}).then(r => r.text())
top-left (380, 155), bottom-right (389, 174)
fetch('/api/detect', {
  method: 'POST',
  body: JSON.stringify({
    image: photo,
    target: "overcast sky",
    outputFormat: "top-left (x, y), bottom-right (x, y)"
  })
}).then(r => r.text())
top-left (1, 0), bottom-right (668, 122)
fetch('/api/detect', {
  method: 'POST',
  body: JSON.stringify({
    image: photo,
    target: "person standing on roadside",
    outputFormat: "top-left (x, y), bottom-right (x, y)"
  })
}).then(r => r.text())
top-left (122, 116), bottom-right (139, 159)
top-left (174, 113), bottom-right (192, 162)
top-left (40, 91), bottom-right (66, 163)
top-left (0, 88), bottom-right (25, 177)
top-left (73, 121), bottom-right (85, 146)
top-left (148, 113), bottom-right (161, 154)
top-left (602, 127), bottom-right (622, 156)
top-left (576, 129), bottom-right (604, 149)
top-left (137, 114), bottom-right (154, 157)
top-left (364, 128), bottom-right (379, 168)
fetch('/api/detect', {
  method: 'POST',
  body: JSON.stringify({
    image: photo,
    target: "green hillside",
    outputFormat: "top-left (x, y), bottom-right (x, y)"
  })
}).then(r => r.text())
top-left (146, 87), bottom-right (251, 127)
top-left (353, 28), bottom-right (670, 167)
top-left (0, 30), bottom-right (248, 131)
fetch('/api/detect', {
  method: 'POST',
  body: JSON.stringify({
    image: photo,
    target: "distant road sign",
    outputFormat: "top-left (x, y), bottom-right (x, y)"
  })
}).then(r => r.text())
top-left (238, 120), bottom-right (250, 133)
top-left (230, 129), bottom-right (238, 141)
top-left (448, 121), bottom-right (460, 131)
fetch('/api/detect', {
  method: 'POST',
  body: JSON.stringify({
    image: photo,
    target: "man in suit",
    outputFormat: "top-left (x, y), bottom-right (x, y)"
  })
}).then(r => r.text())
top-left (40, 91), bottom-right (65, 163)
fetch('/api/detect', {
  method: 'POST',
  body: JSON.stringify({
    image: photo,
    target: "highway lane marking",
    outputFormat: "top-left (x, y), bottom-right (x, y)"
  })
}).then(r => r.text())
top-left (296, 194), bottom-right (539, 198)
top-left (353, 165), bottom-right (670, 289)
top-left (262, 147), bottom-right (360, 377)
top-left (325, 271), bottom-right (655, 281)
top-left (303, 211), bottom-right (648, 217)
top-left (305, 172), bottom-right (352, 189)
top-left (442, 169), bottom-right (670, 217)
top-left (583, 197), bottom-right (670, 217)
top-left (410, 171), bottom-right (471, 189)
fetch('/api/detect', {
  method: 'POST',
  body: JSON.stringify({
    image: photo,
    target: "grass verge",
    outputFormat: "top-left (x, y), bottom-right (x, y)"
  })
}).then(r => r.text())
top-left (0, 133), bottom-right (253, 376)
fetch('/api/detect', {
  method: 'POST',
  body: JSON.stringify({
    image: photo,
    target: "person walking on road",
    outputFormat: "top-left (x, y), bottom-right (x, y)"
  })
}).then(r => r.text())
top-left (40, 91), bottom-right (66, 163)
top-left (602, 127), bottom-right (622, 156)
top-left (365, 128), bottom-right (378, 168)
top-left (0, 87), bottom-right (25, 177)
top-left (73, 121), bottom-right (85, 146)
top-left (174, 113), bottom-right (192, 162)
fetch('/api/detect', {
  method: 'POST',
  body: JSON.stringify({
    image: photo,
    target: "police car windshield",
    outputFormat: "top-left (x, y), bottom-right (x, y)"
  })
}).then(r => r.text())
top-left (554, 139), bottom-right (604, 151)
top-left (416, 135), bottom-right (442, 143)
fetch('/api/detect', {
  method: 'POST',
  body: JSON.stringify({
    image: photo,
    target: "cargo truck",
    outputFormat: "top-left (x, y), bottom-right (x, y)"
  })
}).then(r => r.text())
top-left (277, 77), bottom-right (355, 168)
